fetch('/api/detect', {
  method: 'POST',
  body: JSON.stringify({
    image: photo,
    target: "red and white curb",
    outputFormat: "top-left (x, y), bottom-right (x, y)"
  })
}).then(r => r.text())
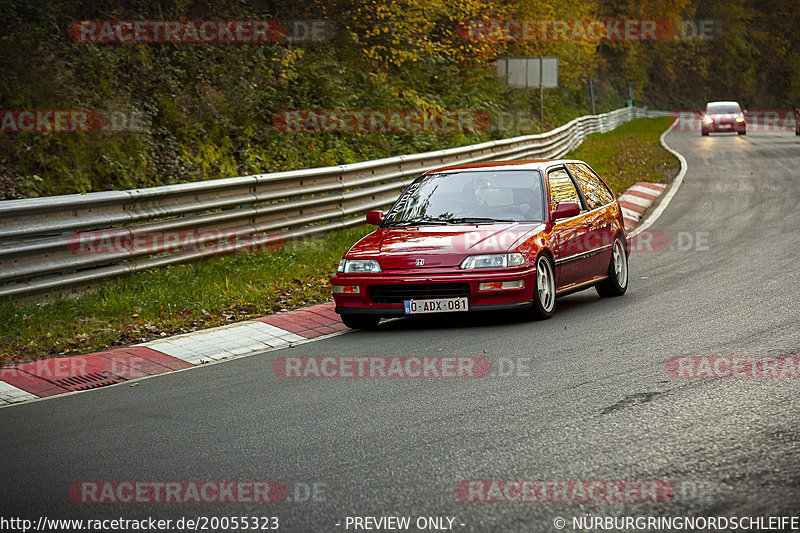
top-left (0, 302), bottom-right (347, 406)
top-left (618, 182), bottom-right (667, 231)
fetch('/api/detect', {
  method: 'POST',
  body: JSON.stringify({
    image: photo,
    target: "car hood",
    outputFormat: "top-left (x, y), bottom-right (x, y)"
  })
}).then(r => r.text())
top-left (346, 223), bottom-right (544, 269)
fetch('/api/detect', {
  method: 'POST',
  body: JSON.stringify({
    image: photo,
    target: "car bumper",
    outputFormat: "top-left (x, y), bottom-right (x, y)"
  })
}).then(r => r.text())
top-left (703, 122), bottom-right (746, 133)
top-left (331, 267), bottom-right (537, 317)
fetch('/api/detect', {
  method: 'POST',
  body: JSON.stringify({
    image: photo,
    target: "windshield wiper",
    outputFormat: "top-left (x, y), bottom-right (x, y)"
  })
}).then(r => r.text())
top-left (383, 218), bottom-right (446, 227)
top-left (441, 217), bottom-right (516, 224)
top-left (384, 216), bottom-right (516, 227)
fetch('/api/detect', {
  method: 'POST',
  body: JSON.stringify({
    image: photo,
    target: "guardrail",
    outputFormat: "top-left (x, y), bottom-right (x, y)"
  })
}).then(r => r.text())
top-left (0, 106), bottom-right (664, 299)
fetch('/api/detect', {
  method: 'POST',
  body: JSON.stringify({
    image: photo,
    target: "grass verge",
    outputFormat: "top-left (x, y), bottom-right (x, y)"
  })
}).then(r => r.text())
top-left (0, 226), bottom-right (370, 365)
top-left (566, 116), bottom-right (679, 194)
top-left (1, 116), bottom-right (679, 364)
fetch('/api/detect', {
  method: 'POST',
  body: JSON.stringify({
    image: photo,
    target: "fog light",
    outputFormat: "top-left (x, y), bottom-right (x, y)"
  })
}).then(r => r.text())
top-left (479, 280), bottom-right (524, 290)
top-left (333, 285), bottom-right (360, 294)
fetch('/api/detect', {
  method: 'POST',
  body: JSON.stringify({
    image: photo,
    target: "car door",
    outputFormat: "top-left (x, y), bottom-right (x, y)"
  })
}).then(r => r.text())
top-left (566, 163), bottom-right (617, 276)
top-left (546, 167), bottom-right (594, 288)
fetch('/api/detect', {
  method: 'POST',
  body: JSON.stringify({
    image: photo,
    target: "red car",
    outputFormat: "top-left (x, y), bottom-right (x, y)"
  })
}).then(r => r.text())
top-left (331, 160), bottom-right (629, 329)
top-left (701, 101), bottom-right (746, 136)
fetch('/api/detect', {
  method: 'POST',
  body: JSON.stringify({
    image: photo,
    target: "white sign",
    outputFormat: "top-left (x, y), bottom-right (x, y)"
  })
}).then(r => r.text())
top-left (496, 57), bottom-right (559, 89)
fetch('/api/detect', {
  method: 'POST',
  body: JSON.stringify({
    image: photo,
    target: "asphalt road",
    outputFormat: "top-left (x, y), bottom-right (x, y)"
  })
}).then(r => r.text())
top-left (2, 126), bottom-right (800, 532)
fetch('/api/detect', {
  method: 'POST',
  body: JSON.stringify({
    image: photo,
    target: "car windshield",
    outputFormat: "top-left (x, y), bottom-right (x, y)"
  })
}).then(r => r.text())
top-left (707, 103), bottom-right (741, 114)
top-left (382, 170), bottom-right (545, 226)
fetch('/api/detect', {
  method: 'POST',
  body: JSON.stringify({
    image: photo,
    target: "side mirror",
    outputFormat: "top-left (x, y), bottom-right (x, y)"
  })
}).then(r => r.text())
top-left (366, 210), bottom-right (384, 226)
top-left (551, 202), bottom-right (580, 221)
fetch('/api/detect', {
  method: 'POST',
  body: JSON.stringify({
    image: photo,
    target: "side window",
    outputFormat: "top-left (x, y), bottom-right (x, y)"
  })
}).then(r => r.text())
top-left (567, 163), bottom-right (614, 210)
top-left (547, 168), bottom-right (581, 212)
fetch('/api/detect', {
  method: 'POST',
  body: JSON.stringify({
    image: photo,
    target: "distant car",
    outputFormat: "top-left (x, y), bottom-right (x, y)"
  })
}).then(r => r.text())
top-left (701, 101), bottom-right (746, 136)
top-left (331, 160), bottom-right (629, 329)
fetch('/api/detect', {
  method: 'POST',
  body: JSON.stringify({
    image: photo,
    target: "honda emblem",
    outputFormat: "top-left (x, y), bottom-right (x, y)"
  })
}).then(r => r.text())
top-left (415, 258), bottom-right (425, 266)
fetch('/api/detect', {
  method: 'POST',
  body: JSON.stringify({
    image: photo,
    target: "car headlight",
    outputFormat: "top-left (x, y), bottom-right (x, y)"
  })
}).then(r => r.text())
top-left (702, 115), bottom-right (714, 125)
top-left (460, 253), bottom-right (525, 270)
top-left (735, 114), bottom-right (745, 122)
top-left (337, 259), bottom-right (382, 273)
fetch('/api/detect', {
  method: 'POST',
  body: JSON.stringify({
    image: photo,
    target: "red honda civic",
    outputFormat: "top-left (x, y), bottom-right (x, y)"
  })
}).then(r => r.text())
top-left (331, 159), bottom-right (630, 329)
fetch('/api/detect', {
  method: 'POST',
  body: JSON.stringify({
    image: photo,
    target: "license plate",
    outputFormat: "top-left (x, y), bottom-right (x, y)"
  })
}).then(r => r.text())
top-left (720, 124), bottom-right (731, 129)
top-left (404, 297), bottom-right (469, 314)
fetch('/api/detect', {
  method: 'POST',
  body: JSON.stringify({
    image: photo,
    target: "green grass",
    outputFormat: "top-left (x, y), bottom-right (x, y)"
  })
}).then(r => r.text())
top-left (566, 117), bottom-right (679, 195)
top-left (0, 226), bottom-right (370, 365)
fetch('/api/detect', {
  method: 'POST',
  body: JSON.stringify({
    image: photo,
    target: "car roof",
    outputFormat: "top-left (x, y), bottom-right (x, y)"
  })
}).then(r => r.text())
top-left (427, 159), bottom-right (586, 174)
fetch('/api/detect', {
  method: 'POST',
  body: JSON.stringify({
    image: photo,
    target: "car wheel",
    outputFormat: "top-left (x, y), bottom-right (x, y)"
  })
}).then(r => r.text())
top-left (341, 314), bottom-right (380, 330)
top-left (526, 254), bottom-right (555, 320)
top-left (701, 130), bottom-right (709, 136)
top-left (795, 129), bottom-right (799, 136)
top-left (596, 236), bottom-right (628, 297)
top-left (738, 131), bottom-right (746, 135)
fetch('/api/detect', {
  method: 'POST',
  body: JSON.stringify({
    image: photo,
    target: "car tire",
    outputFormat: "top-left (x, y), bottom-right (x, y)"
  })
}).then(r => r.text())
top-left (341, 314), bottom-right (380, 330)
top-left (526, 254), bottom-right (556, 320)
top-left (738, 131), bottom-right (746, 135)
top-left (596, 236), bottom-right (628, 297)
top-left (795, 129), bottom-right (799, 136)
top-left (701, 131), bottom-right (709, 136)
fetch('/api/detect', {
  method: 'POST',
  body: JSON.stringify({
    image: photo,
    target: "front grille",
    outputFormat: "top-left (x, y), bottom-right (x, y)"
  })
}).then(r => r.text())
top-left (368, 283), bottom-right (470, 304)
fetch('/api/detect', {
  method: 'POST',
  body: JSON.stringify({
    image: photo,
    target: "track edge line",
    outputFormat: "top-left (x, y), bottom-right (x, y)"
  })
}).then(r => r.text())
top-left (628, 118), bottom-right (687, 238)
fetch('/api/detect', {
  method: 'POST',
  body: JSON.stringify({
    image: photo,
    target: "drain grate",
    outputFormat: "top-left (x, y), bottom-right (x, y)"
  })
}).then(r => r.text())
top-left (52, 372), bottom-right (122, 391)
